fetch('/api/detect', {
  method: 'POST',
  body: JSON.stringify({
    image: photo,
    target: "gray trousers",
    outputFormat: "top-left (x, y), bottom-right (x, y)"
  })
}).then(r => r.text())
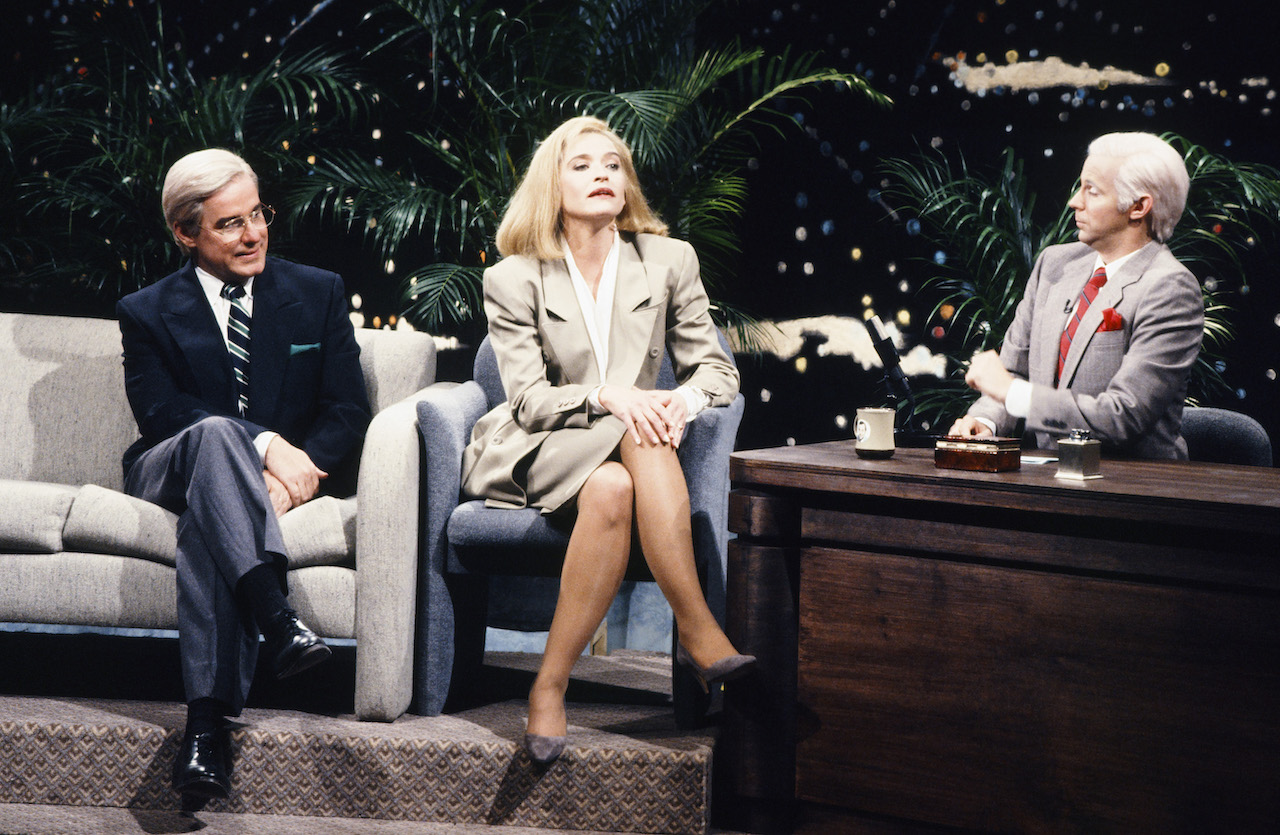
top-left (125, 416), bottom-right (288, 713)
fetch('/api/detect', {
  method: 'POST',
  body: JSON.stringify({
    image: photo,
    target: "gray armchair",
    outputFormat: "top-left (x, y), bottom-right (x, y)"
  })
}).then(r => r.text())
top-left (414, 335), bottom-right (744, 723)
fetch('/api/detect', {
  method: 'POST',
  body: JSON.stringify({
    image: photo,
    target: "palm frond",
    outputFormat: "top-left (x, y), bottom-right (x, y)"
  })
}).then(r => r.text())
top-left (402, 262), bottom-right (485, 329)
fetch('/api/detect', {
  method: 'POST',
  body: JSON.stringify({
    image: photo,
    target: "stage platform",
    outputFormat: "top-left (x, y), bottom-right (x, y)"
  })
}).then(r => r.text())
top-left (0, 631), bottom-right (727, 835)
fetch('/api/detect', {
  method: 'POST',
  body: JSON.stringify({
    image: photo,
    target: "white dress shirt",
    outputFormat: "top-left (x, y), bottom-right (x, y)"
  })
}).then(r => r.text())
top-left (562, 233), bottom-right (710, 420)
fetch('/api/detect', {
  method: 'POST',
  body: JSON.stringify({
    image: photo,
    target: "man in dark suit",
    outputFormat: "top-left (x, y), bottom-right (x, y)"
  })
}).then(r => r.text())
top-left (117, 149), bottom-right (370, 805)
top-left (949, 132), bottom-right (1203, 459)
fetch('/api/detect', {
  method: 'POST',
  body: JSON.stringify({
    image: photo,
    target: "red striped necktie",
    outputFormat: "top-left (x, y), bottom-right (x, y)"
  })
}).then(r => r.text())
top-left (1057, 265), bottom-right (1107, 383)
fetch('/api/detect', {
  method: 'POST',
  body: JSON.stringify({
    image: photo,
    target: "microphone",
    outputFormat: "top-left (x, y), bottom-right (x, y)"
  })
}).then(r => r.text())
top-left (868, 315), bottom-right (910, 401)
top-left (867, 315), bottom-right (936, 447)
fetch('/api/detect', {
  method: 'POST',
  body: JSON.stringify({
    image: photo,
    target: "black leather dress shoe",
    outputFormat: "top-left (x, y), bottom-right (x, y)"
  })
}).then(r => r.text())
top-left (172, 726), bottom-right (231, 800)
top-left (266, 610), bottom-right (332, 679)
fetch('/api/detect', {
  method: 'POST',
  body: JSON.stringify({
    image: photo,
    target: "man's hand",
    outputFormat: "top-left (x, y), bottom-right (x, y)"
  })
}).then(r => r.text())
top-left (263, 436), bottom-right (326, 509)
top-left (598, 385), bottom-right (685, 447)
top-left (964, 350), bottom-right (1015, 403)
top-left (263, 470), bottom-right (293, 518)
top-left (947, 415), bottom-right (994, 438)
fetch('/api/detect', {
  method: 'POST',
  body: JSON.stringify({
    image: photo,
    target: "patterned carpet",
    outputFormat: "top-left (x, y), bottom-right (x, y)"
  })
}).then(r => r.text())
top-left (0, 647), bottom-right (718, 835)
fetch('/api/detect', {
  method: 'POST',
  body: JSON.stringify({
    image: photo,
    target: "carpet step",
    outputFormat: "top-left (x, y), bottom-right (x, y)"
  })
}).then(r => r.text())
top-left (0, 692), bottom-right (715, 835)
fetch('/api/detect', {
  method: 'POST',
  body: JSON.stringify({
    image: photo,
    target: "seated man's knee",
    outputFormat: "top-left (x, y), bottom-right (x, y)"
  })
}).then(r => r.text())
top-left (184, 415), bottom-right (255, 453)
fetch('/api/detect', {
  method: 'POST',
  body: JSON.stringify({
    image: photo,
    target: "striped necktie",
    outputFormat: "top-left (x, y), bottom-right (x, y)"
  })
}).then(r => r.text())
top-left (1057, 265), bottom-right (1107, 384)
top-left (221, 282), bottom-right (251, 415)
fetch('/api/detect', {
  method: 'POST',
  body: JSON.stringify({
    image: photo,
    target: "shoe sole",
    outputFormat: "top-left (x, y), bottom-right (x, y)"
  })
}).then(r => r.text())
top-left (173, 775), bottom-right (230, 800)
top-left (276, 642), bottom-right (332, 679)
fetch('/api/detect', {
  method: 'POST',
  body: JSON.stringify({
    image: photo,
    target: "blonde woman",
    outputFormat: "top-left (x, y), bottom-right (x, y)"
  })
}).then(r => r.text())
top-left (462, 116), bottom-right (755, 764)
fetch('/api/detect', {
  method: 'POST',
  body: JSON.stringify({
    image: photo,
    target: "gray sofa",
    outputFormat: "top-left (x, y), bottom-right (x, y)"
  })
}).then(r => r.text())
top-left (0, 311), bottom-right (436, 721)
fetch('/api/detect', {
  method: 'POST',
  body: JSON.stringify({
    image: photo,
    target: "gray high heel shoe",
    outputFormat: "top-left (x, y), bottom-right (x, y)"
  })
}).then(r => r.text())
top-left (523, 732), bottom-right (567, 766)
top-left (676, 644), bottom-right (757, 693)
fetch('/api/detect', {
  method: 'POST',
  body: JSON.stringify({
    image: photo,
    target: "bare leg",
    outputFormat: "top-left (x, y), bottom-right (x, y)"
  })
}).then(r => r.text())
top-left (527, 462), bottom-right (634, 739)
top-left (620, 437), bottom-right (738, 669)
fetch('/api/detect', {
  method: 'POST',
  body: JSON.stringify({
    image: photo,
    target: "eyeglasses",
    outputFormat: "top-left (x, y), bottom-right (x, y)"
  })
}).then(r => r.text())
top-left (204, 204), bottom-right (275, 240)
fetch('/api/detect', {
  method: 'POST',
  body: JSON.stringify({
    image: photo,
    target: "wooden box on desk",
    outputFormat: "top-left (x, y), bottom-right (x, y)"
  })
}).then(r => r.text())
top-left (934, 436), bottom-right (1021, 472)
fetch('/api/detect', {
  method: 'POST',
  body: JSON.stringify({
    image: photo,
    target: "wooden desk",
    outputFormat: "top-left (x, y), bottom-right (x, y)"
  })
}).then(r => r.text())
top-left (721, 442), bottom-right (1280, 833)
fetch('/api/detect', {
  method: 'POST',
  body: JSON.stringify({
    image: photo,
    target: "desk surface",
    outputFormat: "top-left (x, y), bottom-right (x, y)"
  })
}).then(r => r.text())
top-left (732, 442), bottom-right (1280, 534)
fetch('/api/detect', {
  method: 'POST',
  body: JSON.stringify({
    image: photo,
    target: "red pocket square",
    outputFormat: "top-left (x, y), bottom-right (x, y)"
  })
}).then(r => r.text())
top-left (1098, 308), bottom-right (1124, 332)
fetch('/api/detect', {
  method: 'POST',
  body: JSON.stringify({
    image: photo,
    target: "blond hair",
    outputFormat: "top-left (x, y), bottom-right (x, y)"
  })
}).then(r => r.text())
top-left (162, 149), bottom-right (258, 255)
top-left (495, 116), bottom-right (667, 259)
top-left (1087, 132), bottom-right (1189, 243)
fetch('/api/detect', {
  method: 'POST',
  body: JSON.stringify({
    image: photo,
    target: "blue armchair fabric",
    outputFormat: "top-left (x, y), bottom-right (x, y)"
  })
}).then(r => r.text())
top-left (1181, 406), bottom-right (1272, 467)
top-left (414, 334), bottom-right (744, 719)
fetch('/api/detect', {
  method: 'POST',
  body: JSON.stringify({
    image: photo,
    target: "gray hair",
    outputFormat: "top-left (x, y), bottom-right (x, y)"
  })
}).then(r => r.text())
top-left (162, 149), bottom-right (258, 255)
top-left (1087, 132), bottom-right (1189, 243)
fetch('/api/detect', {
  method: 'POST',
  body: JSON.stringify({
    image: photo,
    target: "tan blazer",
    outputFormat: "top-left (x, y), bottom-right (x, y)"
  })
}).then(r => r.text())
top-left (969, 240), bottom-right (1203, 459)
top-left (461, 233), bottom-right (740, 513)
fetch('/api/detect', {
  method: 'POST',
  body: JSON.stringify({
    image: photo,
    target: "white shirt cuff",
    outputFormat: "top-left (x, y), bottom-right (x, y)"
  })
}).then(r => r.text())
top-left (1004, 379), bottom-right (1032, 419)
top-left (254, 431), bottom-right (279, 464)
top-left (677, 385), bottom-right (710, 420)
top-left (587, 385), bottom-right (606, 415)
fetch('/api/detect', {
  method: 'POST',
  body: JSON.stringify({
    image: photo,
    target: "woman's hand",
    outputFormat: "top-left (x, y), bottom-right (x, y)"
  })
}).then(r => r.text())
top-left (598, 385), bottom-right (687, 447)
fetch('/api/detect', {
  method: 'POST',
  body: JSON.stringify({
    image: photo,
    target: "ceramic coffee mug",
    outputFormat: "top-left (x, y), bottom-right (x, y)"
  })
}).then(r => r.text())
top-left (854, 407), bottom-right (896, 459)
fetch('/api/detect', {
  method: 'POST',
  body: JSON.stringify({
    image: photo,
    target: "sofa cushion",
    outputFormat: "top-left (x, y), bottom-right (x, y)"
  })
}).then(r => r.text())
top-left (62, 485), bottom-right (356, 568)
top-left (0, 312), bottom-right (139, 492)
top-left (279, 496), bottom-right (358, 569)
top-left (0, 479), bottom-right (78, 553)
top-left (62, 484), bottom-right (178, 565)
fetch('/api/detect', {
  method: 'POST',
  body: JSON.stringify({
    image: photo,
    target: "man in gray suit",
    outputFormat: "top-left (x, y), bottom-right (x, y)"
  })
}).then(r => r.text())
top-left (117, 149), bottom-right (370, 806)
top-left (949, 132), bottom-right (1203, 459)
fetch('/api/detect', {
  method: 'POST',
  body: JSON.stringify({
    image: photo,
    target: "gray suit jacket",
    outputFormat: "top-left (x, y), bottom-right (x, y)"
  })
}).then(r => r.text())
top-left (969, 240), bottom-right (1203, 459)
top-left (461, 233), bottom-right (739, 513)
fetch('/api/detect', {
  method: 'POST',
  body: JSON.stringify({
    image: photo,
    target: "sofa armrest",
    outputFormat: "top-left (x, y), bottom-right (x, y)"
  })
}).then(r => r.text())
top-left (352, 384), bottom-right (440, 721)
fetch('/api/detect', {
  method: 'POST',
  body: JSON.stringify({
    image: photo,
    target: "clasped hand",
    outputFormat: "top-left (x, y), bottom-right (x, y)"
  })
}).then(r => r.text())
top-left (598, 385), bottom-right (687, 448)
top-left (263, 436), bottom-right (327, 517)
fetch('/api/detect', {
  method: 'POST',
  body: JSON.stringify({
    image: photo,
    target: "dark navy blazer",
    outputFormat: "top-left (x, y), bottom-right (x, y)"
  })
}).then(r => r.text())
top-left (116, 257), bottom-right (371, 491)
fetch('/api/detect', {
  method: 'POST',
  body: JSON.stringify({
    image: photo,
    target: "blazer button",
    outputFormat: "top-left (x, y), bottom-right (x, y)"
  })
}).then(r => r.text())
top-left (492, 435), bottom-right (503, 445)
top-left (648, 347), bottom-right (660, 358)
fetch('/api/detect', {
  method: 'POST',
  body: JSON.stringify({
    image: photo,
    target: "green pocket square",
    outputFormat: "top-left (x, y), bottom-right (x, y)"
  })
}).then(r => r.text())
top-left (290, 342), bottom-right (321, 355)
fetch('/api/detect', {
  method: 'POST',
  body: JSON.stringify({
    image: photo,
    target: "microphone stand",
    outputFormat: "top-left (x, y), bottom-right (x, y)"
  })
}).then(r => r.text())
top-left (868, 316), bottom-right (937, 448)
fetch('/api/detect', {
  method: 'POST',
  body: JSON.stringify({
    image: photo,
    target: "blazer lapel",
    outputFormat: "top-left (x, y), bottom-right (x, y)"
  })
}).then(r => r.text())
top-left (1037, 247), bottom-right (1094, 386)
top-left (245, 262), bottom-right (298, 424)
top-left (539, 258), bottom-right (599, 385)
top-left (606, 237), bottom-right (660, 388)
top-left (161, 266), bottom-right (237, 410)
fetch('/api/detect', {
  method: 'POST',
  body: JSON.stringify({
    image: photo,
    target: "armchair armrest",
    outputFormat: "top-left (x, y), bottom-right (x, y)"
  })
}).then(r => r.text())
top-left (413, 380), bottom-right (491, 714)
top-left (677, 393), bottom-right (745, 623)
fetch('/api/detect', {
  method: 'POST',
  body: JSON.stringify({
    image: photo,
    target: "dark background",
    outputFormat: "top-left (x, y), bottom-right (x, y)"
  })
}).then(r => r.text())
top-left (5, 0), bottom-right (1279, 453)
